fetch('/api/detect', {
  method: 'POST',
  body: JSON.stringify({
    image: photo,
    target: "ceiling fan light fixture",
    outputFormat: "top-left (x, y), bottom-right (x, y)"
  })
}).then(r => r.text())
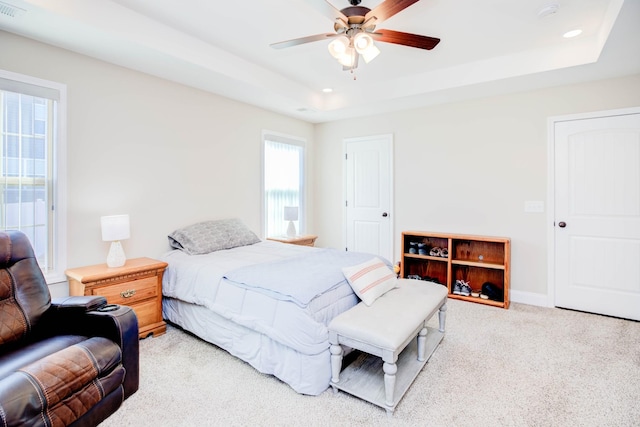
top-left (328, 36), bottom-right (350, 59)
top-left (361, 44), bottom-right (380, 63)
top-left (271, 0), bottom-right (441, 74)
top-left (353, 32), bottom-right (373, 53)
top-left (337, 48), bottom-right (357, 67)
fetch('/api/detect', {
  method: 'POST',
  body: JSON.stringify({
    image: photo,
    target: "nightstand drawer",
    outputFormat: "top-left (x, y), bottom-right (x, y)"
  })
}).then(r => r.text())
top-left (94, 276), bottom-right (158, 305)
top-left (128, 298), bottom-right (159, 328)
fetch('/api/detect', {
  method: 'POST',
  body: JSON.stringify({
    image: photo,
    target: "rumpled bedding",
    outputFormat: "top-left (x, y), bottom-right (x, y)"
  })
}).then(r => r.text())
top-left (223, 248), bottom-right (376, 307)
top-left (161, 241), bottom-right (377, 355)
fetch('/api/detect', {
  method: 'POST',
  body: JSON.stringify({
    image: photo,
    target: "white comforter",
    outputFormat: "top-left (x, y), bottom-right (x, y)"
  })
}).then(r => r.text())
top-left (161, 241), bottom-right (367, 355)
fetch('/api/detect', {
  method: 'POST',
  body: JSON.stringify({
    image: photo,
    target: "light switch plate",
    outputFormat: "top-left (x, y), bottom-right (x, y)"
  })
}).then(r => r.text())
top-left (525, 201), bottom-right (545, 213)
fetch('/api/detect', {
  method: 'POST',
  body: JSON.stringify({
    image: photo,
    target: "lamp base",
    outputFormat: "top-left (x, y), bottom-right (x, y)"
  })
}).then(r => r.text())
top-left (106, 241), bottom-right (126, 268)
top-left (286, 221), bottom-right (297, 238)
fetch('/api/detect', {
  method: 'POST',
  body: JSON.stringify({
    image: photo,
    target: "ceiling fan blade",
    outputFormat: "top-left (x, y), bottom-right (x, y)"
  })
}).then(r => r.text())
top-left (306, 0), bottom-right (349, 23)
top-left (270, 33), bottom-right (338, 49)
top-left (371, 29), bottom-right (440, 50)
top-left (365, 0), bottom-right (420, 24)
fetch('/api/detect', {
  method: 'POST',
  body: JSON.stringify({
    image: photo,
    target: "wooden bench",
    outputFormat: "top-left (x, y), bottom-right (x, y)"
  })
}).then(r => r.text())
top-left (328, 279), bottom-right (447, 415)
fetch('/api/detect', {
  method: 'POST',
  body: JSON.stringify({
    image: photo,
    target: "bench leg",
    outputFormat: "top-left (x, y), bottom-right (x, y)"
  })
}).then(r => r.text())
top-left (330, 344), bottom-right (343, 385)
top-left (438, 302), bottom-right (447, 333)
top-left (417, 326), bottom-right (428, 362)
top-left (383, 361), bottom-right (397, 407)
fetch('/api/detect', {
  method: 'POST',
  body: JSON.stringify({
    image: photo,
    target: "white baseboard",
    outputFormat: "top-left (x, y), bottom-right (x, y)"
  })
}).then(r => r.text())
top-left (510, 289), bottom-right (553, 308)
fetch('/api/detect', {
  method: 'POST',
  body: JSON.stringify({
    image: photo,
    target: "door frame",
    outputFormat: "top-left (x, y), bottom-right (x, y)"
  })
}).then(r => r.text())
top-left (342, 133), bottom-right (394, 259)
top-left (546, 106), bottom-right (640, 308)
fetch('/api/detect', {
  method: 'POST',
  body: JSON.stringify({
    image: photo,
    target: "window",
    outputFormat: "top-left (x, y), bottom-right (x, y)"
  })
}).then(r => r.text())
top-left (0, 70), bottom-right (67, 283)
top-left (262, 132), bottom-right (305, 238)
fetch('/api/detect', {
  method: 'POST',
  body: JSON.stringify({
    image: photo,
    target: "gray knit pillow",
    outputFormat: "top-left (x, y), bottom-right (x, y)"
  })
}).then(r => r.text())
top-left (168, 218), bottom-right (260, 255)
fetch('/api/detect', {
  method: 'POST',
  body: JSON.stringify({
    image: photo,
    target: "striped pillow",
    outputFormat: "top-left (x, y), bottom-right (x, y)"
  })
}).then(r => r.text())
top-left (342, 257), bottom-right (398, 306)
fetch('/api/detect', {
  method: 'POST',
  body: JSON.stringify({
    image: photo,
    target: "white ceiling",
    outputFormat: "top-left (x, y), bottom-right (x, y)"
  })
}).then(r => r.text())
top-left (1, 0), bottom-right (639, 123)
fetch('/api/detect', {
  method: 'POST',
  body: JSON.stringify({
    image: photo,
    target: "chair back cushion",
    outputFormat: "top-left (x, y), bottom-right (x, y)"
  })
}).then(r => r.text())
top-left (0, 231), bottom-right (51, 346)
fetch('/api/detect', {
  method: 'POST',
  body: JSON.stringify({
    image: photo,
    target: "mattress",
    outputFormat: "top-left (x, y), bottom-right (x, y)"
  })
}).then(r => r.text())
top-left (161, 240), bottom-right (374, 395)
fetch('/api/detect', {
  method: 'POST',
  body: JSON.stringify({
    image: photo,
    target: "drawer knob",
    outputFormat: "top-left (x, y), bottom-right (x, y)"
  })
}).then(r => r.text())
top-left (121, 289), bottom-right (136, 298)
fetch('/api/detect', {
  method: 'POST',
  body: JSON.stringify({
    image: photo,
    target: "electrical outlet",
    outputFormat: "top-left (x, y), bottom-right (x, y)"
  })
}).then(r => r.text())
top-left (524, 201), bottom-right (545, 213)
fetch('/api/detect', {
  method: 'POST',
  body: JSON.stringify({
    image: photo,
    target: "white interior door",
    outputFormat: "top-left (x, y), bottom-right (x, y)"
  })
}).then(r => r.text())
top-left (344, 135), bottom-right (393, 262)
top-left (554, 111), bottom-right (640, 321)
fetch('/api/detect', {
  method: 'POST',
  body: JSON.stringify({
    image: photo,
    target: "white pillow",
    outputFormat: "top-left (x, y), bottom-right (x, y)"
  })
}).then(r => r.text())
top-left (342, 257), bottom-right (398, 306)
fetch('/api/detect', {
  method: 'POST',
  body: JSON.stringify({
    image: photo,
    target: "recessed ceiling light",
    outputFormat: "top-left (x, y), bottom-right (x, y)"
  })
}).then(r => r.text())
top-left (322, 88), bottom-right (333, 93)
top-left (563, 29), bottom-right (583, 38)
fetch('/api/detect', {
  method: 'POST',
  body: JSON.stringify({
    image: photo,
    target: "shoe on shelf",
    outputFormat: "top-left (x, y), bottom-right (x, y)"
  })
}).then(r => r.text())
top-left (459, 280), bottom-right (472, 296)
top-left (481, 282), bottom-right (503, 301)
top-left (409, 242), bottom-right (418, 254)
top-left (440, 248), bottom-right (449, 258)
top-left (452, 280), bottom-right (463, 295)
top-left (417, 243), bottom-right (428, 255)
top-left (407, 274), bottom-right (422, 280)
top-left (429, 247), bottom-right (442, 257)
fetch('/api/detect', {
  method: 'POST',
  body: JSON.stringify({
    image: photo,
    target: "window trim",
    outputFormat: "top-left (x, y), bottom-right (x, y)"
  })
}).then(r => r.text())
top-left (261, 130), bottom-right (306, 238)
top-left (0, 69), bottom-right (67, 285)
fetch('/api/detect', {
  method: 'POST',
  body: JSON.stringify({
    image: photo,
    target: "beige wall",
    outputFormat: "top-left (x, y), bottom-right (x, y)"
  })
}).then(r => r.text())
top-left (3, 31), bottom-right (640, 302)
top-left (0, 32), bottom-right (314, 276)
top-left (314, 74), bottom-right (640, 301)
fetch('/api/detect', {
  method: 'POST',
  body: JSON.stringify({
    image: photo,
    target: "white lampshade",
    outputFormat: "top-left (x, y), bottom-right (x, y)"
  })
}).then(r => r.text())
top-left (361, 44), bottom-right (380, 63)
top-left (328, 36), bottom-right (350, 59)
top-left (337, 47), bottom-right (357, 67)
top-left (284, 206), bottom-right (298, 238)
top-left (353, 32), bottom-right (373, 53)
top-left (101, 214), bottom-right (130, 241)
top-left (353, 32), bottom-right (380, 63)
top-left (284, 206), bottom-right (298, 221)
top-left (101, 214), bottom-right (130, 268)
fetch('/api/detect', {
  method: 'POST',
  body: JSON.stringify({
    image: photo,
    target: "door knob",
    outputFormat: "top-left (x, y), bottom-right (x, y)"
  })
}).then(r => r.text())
top-left (558, 221), bottom-right (567, 228)
top-left (382, 212), bottom-right (388, 217)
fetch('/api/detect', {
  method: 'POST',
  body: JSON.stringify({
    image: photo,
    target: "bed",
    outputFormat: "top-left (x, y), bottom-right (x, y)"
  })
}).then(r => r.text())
top-left (160, 219), bottom-right (396, 395)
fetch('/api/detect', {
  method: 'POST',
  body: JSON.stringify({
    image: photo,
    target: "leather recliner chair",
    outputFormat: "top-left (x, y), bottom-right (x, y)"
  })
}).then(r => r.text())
top-left (0, 230), bottom-right (139, 426)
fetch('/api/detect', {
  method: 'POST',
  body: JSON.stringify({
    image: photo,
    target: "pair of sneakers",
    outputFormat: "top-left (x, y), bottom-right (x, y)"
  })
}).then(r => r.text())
top-left (409, 242), bottom-right (428, 255)
top-left (429, 246), bottom-right (449, 258)
top-left (452, 279), bottom-right (472, 296)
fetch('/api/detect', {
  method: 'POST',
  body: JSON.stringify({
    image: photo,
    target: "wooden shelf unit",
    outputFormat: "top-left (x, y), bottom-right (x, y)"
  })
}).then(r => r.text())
top-left (400, 231), bottom-right (511, 308)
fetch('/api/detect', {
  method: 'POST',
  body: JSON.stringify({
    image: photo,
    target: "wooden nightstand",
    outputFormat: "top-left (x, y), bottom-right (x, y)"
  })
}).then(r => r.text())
top-left (66, 257), bottom-right (168, 339)
top-left (267, 235), bottom-right (318, 247)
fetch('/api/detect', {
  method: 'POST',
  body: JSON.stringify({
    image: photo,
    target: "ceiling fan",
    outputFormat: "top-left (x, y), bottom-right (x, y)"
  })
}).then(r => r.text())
top-left (270, 0), bottom-right (440, 72)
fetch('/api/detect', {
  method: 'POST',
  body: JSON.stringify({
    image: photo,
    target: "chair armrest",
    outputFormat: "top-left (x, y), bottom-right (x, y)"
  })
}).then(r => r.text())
top-left (41, 302), bottom-right (140, 398)
top-left (51, 295), bottom-right (107, 312)
top-left (83, 307), bottom-right (140, 398)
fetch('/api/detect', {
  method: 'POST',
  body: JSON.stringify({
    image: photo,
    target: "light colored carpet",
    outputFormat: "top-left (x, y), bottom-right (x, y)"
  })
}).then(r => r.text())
top-left (100, 299), bottom-right (640, 426)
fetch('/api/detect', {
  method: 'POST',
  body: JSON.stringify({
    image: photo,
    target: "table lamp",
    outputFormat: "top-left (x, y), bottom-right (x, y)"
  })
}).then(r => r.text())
top-left (284, 206), bottom-right (298, 238)
top-left (101, 214), bottom-right (130, 267)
